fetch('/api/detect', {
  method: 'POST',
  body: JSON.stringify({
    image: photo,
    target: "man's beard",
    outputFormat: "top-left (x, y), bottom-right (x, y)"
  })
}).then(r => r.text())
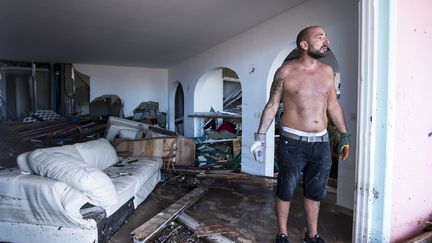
top-left (307, 47), bottom-right (328, 59)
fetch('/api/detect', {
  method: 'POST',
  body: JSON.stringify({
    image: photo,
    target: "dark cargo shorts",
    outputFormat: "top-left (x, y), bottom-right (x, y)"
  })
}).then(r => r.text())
top-left (276, 134), bottom-right (332, 202)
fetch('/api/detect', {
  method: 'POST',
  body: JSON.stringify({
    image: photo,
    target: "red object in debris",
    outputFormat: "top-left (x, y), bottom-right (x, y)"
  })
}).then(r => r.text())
top-left (217, 121), bottom-right (236, 134)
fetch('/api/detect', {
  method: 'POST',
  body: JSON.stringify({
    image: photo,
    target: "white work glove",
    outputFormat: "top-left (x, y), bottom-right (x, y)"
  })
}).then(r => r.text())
top-left (250, 132), bottom-right (266, 164)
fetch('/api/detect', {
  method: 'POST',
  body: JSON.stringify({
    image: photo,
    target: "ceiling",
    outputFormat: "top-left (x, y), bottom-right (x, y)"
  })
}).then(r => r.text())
top-left (0, 0), bottom-right (306, 68)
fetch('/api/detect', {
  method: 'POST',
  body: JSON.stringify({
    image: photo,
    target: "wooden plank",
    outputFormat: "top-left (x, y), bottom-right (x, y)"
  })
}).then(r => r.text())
top-left (130, 186), bottom-right (208, 243)
top-left (196, 172), bottom-right (276, 189)
top-left (163, 169), bottom-right (276, 189)
top-left (115, 137), bottom-right (176, 157)
top-left (200, 138), bottom-right (240, 144)
top-left (232, 139), bottom-right (241, 157)
top-left (195, 224), bottom-right (235, 237)
top-left (189, 113), bottom-right (241, 119)
top-left (169, 168), bottom-right (235, 174)
top-left (114, 136), bottom-right (195, 167)
top-left (175, 136), bottom-right (196, 166)
top-left (177, 213), bottom-right (235, 243)
top-left (404, 231), bottom-right (432, 243)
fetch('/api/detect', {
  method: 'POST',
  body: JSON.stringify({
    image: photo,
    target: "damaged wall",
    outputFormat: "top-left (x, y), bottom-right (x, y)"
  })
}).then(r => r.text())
top-left (73, 64), bottom-right (168, 117)
top-left (391, 0), bottom-right (432, 241)
top-left (168, 0), bottom-right (358, 209)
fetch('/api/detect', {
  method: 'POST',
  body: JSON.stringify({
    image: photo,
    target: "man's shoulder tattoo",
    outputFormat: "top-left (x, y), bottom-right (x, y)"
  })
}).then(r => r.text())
top-left (271, 65), bottom-right (287, 94)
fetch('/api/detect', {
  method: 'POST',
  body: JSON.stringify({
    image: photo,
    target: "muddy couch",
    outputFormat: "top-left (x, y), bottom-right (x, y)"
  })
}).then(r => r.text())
top-left (0, 138), bottom-right (162, 243)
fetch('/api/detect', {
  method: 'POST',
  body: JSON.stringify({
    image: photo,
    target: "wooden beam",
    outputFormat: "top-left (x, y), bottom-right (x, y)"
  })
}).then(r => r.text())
top-left (404, 231), bottom-right (432, 243)
top-left (195, 224), bottom-right (235, 237)
top-left (130, 186), bottom-right (208, 243)
top-left (177, 213), bottom-right (235, 243)
top-left (196, 172), bottom-right (276, 189)
top-left (164, 169), bottom-right (276, 189)
top-left (114, 136), bottom-right (195, 167)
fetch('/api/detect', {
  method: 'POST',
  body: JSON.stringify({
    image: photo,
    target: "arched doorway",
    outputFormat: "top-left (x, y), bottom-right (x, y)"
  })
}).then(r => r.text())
top-left (193, 67), bottom-right (242, 169)
top-left (193, 67), bottom-right (242, 136)
top-left (174, 83), bottom-right (184, 135)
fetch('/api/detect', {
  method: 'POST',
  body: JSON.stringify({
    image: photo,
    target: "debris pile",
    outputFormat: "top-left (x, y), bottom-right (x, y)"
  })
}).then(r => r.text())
top-left (10, 116), bottom-right (107, 148)
top-left (133, 101), bottom-right (166, 128)
top-left (23, 110), bottom-right (61, 123)
top-left (193, 118), bottom-right (241, 170)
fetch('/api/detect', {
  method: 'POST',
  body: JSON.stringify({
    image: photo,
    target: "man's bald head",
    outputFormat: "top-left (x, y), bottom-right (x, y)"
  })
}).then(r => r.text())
top-left (296, 26), bottom-right (321, 50)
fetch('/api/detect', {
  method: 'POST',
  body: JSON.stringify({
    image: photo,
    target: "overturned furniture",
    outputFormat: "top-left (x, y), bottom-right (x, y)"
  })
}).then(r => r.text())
top-left (0, 138), bottom-right (162, 243)
top-left (133, 101), bottom-right (166, 128)
top-left (105, 116), bottom-right (195, 169)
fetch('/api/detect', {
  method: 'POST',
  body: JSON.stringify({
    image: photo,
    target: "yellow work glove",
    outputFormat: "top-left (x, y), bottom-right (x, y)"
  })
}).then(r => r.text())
top-left (338, 132), bottom-right (350, 160)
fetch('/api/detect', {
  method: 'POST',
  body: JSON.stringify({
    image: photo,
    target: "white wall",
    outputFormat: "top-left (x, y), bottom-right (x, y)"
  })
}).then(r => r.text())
top-left (73, 64), bottom-right (168, 117)
top-left (168, 0), bottom-right (358, 210)
top-left (194, 68), bottom-right (223, 113)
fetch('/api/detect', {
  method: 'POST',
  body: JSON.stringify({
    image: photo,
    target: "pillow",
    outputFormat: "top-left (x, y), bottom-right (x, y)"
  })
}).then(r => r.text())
top-left (118, 128), bottom-right (139, 140)
top-left (16, 151), bottom-right (33, 174)
top-left (74, 138), bottom-right (118, 170)
top-left (29, 145), bottom-right (118, 208)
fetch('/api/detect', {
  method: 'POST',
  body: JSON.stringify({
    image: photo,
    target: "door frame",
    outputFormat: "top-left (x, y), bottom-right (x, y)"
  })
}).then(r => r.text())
top-left (354, 0), bottom-right (397, 241)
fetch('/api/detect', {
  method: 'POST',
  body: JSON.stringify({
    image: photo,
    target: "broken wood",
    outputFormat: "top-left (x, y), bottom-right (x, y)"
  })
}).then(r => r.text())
top-left (425, 220), bottom-right (432, 231)
top-left (130, 186), bottom-right (208, 243)
top-left (177, 213), bottom-right (235, 243)
top-left (162, 168), bottom-right (275, 188)
top-left (158, 225), bottom-right (182, 243)
top-left (196, 172), bottom-right (276, 189)
top-left (195, 224), bottom-right (235, 237)
top-left (232, 139), bottom-right (241, 157)
top-left (405, 231), bottom-right (432, 243)
top-left (163, 139), bottom-right (177, 172)
top-left (168, 168), bottom-right (235, 175)
top-left (114, 136), bottom-right (195, 167)
top-left (17, 119), bottom-right (106, 142)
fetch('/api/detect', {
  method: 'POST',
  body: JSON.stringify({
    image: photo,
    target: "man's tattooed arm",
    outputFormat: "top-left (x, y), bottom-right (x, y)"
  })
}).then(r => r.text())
top-left (257, 65), bottom-right (286, 134)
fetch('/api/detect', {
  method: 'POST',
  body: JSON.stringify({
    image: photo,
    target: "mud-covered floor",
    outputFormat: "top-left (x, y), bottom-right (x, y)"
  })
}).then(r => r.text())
top-left (109, 174), bottom-right (352, 243)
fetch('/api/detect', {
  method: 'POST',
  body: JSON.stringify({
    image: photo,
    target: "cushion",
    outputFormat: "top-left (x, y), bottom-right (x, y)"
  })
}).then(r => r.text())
top-left (29, 145), bottom-right (118, 208)
top-left (118, 129), bottom-right (139, 140)
top-left (74, 138), bottom-right (118, 170)
top-left (16, 152), bottom-right (33, 174)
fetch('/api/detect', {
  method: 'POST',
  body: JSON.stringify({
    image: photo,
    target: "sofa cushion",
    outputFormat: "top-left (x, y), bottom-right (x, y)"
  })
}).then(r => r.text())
top-left (102, 157), bottom-right (163, 215)
top-left (118, 128), bottom-right (139, 140)
top-left (74, 138), bottom-right (118, 170)
top-left (29, 145), bottom-right (118, 209)
top-left (16, 151), bottom-right (33, 174)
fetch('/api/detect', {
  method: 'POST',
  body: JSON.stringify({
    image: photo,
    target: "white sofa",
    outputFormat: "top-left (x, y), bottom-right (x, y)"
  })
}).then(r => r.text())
top-left (0, 138), bottom-right (163, 243)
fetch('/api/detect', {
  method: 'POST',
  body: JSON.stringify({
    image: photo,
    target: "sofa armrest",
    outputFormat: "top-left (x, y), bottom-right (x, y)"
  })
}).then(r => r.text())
top-left (16, 152), bottom-right (33, 174)
top-left (0, 168), bottom-right (95, 228)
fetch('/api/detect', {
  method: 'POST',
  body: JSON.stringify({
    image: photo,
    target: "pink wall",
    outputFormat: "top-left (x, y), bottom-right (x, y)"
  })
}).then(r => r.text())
top-left (391, 0), bottom-right (432, 241)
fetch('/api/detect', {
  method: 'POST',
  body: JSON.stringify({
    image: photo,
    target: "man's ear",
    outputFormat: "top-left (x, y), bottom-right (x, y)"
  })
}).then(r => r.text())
top-left (299, 40), bottom-right (308, 51)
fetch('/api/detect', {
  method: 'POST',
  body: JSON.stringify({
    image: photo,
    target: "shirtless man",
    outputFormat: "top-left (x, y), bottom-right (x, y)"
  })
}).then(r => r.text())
top-left (250, 26), bottom-right (350, 243)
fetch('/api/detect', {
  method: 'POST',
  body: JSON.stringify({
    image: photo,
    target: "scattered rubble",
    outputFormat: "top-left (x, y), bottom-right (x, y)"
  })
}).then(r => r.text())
top-left (133, 101), bottom-right (166, 128)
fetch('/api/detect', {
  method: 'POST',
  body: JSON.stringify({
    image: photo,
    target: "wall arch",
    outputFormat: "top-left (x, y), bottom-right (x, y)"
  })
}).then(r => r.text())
top-left (168, 80), bottom-right (183, 131)
top-left (174, 83), bottom-right (184, 134)
top-left (192, 67), bottom-right (242, 137)
top-left (266, 43), bottom-right (297, 93)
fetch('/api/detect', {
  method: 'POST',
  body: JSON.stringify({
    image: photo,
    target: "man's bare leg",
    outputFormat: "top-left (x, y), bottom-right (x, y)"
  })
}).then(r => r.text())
top-left (304, 198), bottom-right (320, 238)
top-left (275, 197), bottom-right (290, 235)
